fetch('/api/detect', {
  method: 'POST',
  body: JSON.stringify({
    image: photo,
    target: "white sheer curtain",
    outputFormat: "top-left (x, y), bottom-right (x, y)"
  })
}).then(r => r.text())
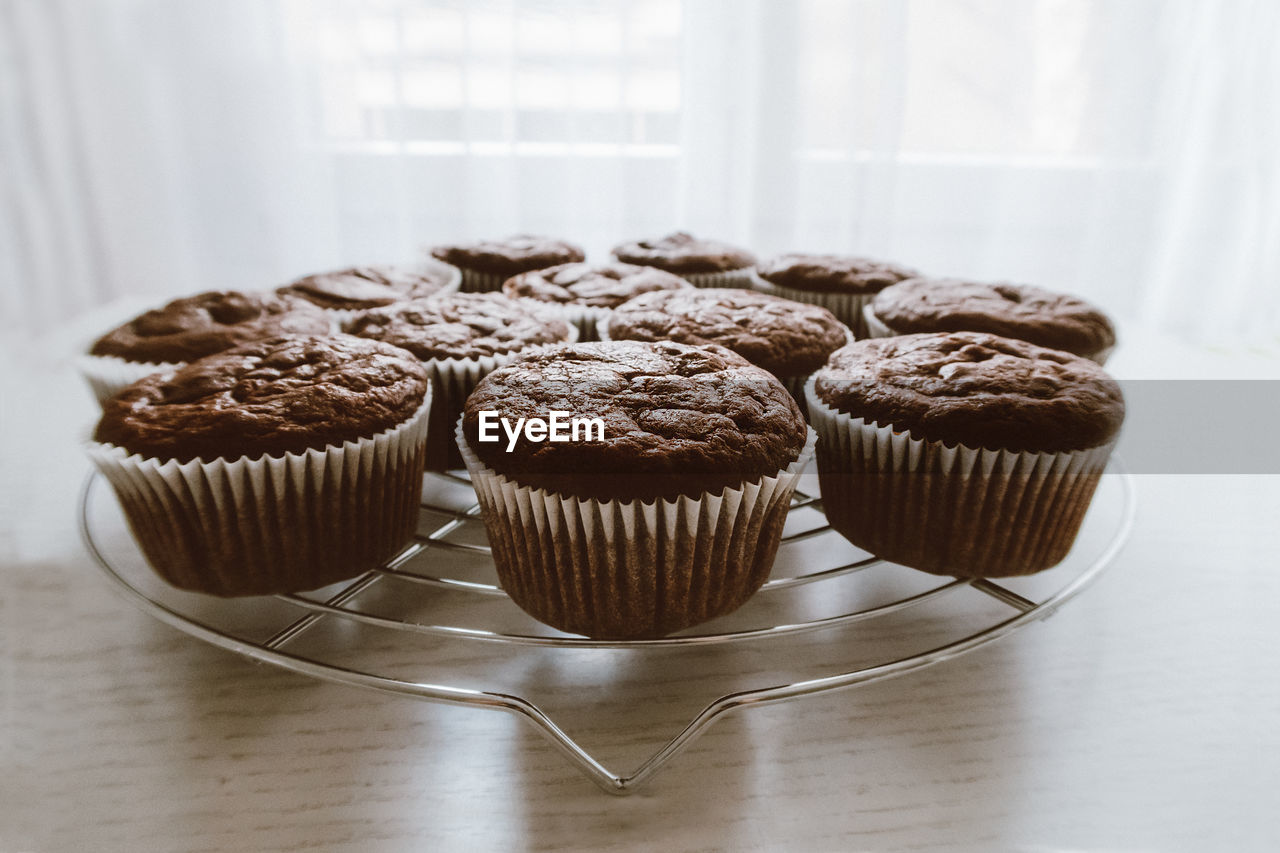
top-left (3, 0), bottom-right (1277, 345)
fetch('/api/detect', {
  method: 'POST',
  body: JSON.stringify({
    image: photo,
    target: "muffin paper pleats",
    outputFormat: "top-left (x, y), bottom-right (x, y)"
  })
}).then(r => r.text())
top-left (457, 419), bottom-right (817, 639)
top-left (805, 383), bottom-right (1115, 578)
top-left (79, 354), bottom-right (185, 406)
top-left (751, 273), bottom-right (874, 339)
top-left (507, 298), bottom-right (613, 342)
top-left (677, 267), bottom-right (758, 290)
top-left (458, 270), bottom-right (511, 293)
top-left (85, 395), bottom-right (432, 596)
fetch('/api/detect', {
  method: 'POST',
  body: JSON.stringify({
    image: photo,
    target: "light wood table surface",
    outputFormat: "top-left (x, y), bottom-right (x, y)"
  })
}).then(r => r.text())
top-left (3, 318), bottom-right (1278, 852)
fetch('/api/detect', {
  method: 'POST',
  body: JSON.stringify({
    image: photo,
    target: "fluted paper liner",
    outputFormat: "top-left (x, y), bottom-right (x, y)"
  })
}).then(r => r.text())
top-left (679, 267), bottom-right (756, 290)
top-left (86, 395), bottom-right (432, 596)
top-left (862, 303), bottom-right (1114, 365)
top-left (458, 269), bottom-right (510, 293)
top-left (422, 323), bottom-right (578, 471)
top-left (805, 382), bottom-right (1115, 577)
top-left (457, 419), bottom-right (817, 638)
top-left (79, 355), bottom-right (185, 406)
top-left (607, 257), bottom-right (755, 292)
top-left (508, 298), bottom-right (613, 342)
top-left (751, 273), bottom-right (875, 338)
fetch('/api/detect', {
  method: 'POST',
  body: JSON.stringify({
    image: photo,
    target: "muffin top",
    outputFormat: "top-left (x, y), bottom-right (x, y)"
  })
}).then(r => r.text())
top-left (605, 287), bottom-right (850, 377)
top-left (277, 263), bottom-right (456, 311)
top-left (502, 262), bottom-right (690, 309)
top-left (612, 231), bottom-right (756, 274)
top-left (870, 278), bottom-right (1116, 357)
top-left (90, 291), bottom-right (331, 364)
top-left (342, 292), bottom-right (573, 361)
top-left (813, 332), bottom-right (1124, 453)
top-left (430, 235), bottom-right (585, 275)
top-left (463, 340), bottom-right (808, 501)
top-left (94, 334), bottom-right (430, 463)
top-left (756, 253), bottom-right (920, 295)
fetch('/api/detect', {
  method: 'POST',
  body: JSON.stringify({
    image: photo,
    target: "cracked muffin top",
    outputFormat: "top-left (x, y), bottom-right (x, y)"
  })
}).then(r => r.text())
top-left (342, 292), bottom-right (573, 361)
top-left (430, 235), bottom-right (585, 275)
top-left (870, 278), bottom-right (1116, 357)
top-left (463, 340), bottom-right (808, 501)
top-left (502, 262), bottom-right (690, 309)
top-left (604, 287), bottom-right (849, 377)
top-left (94, 334), bottom-right (429, 462)
top-left (813, 332), bottom-right (1124, 453)
top-left (612, 232), bottom-right (756, 274)
top-left (276, 262), bottom-right (457, 311)
top-left (90, 291), bottom-right (330, 364)
top-left (756, 253), bottom-right (920, 295)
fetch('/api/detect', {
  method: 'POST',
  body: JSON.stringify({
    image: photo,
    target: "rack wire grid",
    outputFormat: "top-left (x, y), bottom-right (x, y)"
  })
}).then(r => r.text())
top-left (79, 460), bottom-right (1135, 794)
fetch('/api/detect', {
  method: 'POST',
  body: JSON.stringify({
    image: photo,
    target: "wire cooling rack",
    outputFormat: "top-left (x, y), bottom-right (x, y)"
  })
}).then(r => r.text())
top-left (79, 460), bottom-right (1134, 794)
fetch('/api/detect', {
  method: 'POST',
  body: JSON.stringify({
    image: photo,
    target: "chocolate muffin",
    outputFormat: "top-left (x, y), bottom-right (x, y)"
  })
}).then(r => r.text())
top-left (430, 234), bottom-right (585, 293)
top-left (611, 231), bottom-right (757, 288)
top-left (866, 278), bottom-right (1116, 363)
top-left (82, 291), bottom-right (331, 405)
top-left (277, 260), bottom-right (460, 312)
top-left (458, 340), bottom-right (815, 638)
top-left (502, 261), bottom-right (691, 340)
top-left (753, 253), bottom-right (921, 336)
top-left (602, 287), bottom-right (850, 414)
top-left (808, 332), bottom-right (1124, 577)
top-left (88, 334), bottom-right (432, 596)
top-left (343, 292), bottom-right (575, 469)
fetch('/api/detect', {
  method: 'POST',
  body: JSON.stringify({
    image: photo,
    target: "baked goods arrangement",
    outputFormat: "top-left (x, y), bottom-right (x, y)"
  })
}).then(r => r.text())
top-left (82, 236), bottom-right (1124, 639)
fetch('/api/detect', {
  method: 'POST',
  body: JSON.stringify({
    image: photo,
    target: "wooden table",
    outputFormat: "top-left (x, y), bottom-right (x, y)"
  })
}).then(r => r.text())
top-left (3, 319), bottom-right (1278, 852)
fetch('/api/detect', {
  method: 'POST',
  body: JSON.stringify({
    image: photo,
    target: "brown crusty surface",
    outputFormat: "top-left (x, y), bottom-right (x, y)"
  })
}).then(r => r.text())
top-left (463, 340), bottom-right (807, 501)
top-left (277, 264), bottom-right (453, 310)
top-left (502, 262), bottom-right (690, 308)
top-left (813, 332), bottom-right (1124, 453)
top-left (430, 235), bottom-right (584, 275)
top-left (605, 287), bottom-right (849, 377)
top-left (90, 291), bottom-right (330, 364)
top-left (871, 278), bottom-right (1116, 356)
top-left (94, 334), bottom-right (429, 463)
top-left (342, 293), bottom-right (572, 361)
top-left (612, 231), bottom-right (756, 274)
top-left (756, 253), bottom-right (920, 295)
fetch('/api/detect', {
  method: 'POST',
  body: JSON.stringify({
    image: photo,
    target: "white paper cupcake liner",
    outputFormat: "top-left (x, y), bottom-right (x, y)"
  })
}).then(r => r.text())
top-left (805, 382), bottom-right (1115, 577)
top-left (679, 266), bottom-right (757, 290)
top-left (507, 298), bottom-right (612, 342)
top-left (79, 354), bottom-right (184, 406)
top-left (457, 419), bottom-right (817, 638)
top-left (458, 269), bottom-right (511, 293)
top-left (86, 395), bottom-right (433, 596)
top-left (750, 273), bottom-right (875, 339)
top-left (862, 303), bottom-right (1114, 365)
top-left (606, 256), bottom-right (755, 291)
